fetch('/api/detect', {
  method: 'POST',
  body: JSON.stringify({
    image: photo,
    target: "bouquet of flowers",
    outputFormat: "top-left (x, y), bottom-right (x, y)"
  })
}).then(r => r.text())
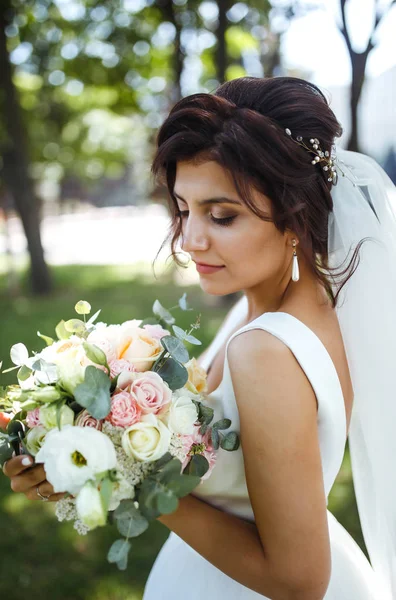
top-left (0, 295), bottom-right (239, 569)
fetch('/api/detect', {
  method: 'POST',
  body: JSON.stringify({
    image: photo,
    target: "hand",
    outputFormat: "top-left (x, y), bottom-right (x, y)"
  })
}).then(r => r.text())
top-left (2, 455), bottom-right (65, 502)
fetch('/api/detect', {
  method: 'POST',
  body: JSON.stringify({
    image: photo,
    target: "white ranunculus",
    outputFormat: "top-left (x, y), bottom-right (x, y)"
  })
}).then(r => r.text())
top-left (122, 413), bottom-right (171, 462)
top-left (162, 394), bottom-right (198, 435)
top-left (76, 482), bottom-right (107, 529)
top-left (35, 425), bottom-right (117, 495)
top-left (25, 425), bottom-right (48, 456)
top-left (39, 403), bottom-right (75, 430)
top-left (40, 336), bottom-right (88, 395)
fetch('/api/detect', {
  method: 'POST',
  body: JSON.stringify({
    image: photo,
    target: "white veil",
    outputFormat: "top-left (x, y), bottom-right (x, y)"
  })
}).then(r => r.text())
top-left (328, 148), bottom-right (396, 599)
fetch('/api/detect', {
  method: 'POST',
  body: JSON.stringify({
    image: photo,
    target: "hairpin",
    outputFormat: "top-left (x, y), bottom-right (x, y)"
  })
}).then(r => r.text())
top-left (285, 128), bottom-right (339, 185)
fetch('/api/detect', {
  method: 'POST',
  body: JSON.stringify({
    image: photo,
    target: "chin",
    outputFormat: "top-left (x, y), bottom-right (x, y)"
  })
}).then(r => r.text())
top-left (199, 280), bottom-right (238, 297)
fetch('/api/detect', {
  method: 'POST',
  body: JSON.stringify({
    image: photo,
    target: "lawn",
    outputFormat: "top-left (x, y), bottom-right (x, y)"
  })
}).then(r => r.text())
top-left (0, 264), bottom-right (367, 599)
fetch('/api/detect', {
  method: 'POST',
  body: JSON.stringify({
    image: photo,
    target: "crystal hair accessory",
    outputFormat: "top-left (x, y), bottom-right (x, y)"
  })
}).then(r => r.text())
top-left (285, 128), bottom-right (338, 185)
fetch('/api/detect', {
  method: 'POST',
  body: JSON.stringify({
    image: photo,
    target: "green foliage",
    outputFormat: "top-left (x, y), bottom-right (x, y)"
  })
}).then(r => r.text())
top-left (74, 365), bottom-right (111, 419)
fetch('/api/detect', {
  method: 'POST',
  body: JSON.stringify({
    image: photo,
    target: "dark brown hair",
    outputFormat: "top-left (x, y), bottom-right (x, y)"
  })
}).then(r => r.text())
top-left (151, 76), bottom-right (367, 307)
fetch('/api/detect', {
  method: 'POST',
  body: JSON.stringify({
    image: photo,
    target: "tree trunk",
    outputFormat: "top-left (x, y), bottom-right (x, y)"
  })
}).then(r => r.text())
top-left (347, 50), bottom-right (369, 152)
top-left (216, 0), bottom-right (229, 84)
top-left (0, 3), bottom-right (52, 294)
top-left (157, 0), bottom-right (183, 104)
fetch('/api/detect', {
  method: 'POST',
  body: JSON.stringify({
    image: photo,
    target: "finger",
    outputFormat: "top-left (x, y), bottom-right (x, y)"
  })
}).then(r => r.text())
top-left (10, 464), bottom-right (47, 494)
top-left (3, 455), bottom-right (34, 478)
top-left (25, 484), bottom-right (66, 503)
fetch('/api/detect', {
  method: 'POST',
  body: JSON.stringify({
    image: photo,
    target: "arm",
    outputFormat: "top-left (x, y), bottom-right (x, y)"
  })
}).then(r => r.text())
top-left (159, 329), bottom-right (331, 600)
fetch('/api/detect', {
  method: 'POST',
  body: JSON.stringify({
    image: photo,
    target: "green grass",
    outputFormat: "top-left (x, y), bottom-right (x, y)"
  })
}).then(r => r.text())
top-left (0, 265), bottom-right (367, 598)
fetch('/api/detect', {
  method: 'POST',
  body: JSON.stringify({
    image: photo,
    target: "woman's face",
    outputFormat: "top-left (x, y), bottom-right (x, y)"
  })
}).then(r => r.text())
top-left (174, 159), bottom-right (294, 297)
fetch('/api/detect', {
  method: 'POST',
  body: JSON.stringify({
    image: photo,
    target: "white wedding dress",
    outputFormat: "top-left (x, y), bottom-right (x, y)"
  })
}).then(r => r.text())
top-left (143, 295), bottom-right (384, 599)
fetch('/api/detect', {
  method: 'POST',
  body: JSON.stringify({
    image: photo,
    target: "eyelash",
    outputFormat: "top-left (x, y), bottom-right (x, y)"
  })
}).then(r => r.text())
top-left (178, 211), bottom-right (236, 227)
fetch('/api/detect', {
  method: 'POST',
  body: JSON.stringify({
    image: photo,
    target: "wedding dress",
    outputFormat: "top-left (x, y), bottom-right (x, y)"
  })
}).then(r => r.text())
top-left (143, 294), bottom-right (384, 599)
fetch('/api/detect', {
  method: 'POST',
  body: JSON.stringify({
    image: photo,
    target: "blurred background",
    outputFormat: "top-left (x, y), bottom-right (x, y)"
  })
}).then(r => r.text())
top-left (0, 0), bottom-right (395, 598)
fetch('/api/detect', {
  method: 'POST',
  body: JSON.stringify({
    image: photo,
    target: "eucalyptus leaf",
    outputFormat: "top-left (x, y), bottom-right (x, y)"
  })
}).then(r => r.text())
top-left (167, 474), bottom-right (201, 497)
top-left (138, 478), bottom-right (162, 520)
top-left (185, 334), bottom-right (202, 345)
top-left (184, 454), bottom-right (209, 478)
top-left (212, 418), bottom-right (231, 430)
top-left (107, 539), bottom-right (131, 570)
top-left (160, 335), bottom-right (189, 363)
top-left (152, 452), bottom-right (173, 471)
top-left (74, 366), bottom-right (111, 420)
top-left (152, 300), bottom-right (175, 325)
top-left (199, 422), bottom-right (208, 436)
top-left (154, 358), bottom-right (188, 391)
top-left (0, 439), bottom-right (13, 466)
top-left (10, 343), bottom-right (29, 367)
top-left (210, 427), bottom-right (220, 450)
top-left (156, 489), bottom-right (179, 515)
top-left (86, 309), bottom-right (101, 327)
top-left (178, 293), bottom-right (190, 311)
top-left (55, 320), bottom-right (72, 340)
top-left (140, 317), bottom-right (161, 326)
top-left (56, 401), bottom-right (65, 430)
top-left (37, 331), bottom-right (54, 346)
top-left (114, 501), bottom-right (149, 538)
top-left (172, 325), bottom-right (187, 341)
top-left (64, 319), bottom-right (86, 336)
top-left (220, 431), bottom-right (240, 451)
top-left (199, 404), bottom-right (214, 426)
top-left (7, 420), bottom-right (25, 437)
top-left (156, 458), bottom-right (183, 484)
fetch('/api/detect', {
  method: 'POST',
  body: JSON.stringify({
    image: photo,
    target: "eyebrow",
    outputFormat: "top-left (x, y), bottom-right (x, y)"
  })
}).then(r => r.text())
top-left (173, 191), bottom-right (241, 206)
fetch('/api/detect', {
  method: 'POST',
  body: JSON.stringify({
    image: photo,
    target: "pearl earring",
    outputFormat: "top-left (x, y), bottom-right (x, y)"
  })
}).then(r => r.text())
top-left (292, 239), bottom-right (299, 282)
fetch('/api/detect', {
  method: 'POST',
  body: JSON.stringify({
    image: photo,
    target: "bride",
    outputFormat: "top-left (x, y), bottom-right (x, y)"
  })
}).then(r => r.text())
top-left (3, 76), bottom-right (396, 599)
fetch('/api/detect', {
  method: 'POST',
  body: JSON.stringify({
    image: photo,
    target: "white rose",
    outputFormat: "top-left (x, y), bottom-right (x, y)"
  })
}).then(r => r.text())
top-left (76, 482), bottom-right (107, 529)
top-left (162, 394), bottom-right (198, 435)
top-left (25, 425), bottom-right (48, 456)
top-left (121, 413), bottom-right (171, 462)
top-left (39, 404), bottom-right (74, 430)
top-left (40, 336), bottom-right (87, 395)
top-left (35, 425), bottom-right (117, 495)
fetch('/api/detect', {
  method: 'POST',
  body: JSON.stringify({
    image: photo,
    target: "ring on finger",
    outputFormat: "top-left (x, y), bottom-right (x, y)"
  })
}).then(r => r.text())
top-left (36, 483), bottom-right (51, 502)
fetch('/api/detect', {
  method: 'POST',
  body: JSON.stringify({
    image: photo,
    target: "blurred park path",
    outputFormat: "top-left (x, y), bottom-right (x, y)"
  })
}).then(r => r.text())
top-left (0, 204), bottom-right (173, 267)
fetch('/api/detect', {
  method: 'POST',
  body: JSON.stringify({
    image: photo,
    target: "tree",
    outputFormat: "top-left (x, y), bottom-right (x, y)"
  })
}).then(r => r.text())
top-left (0, 0), bottom-right (52, 294)
top-left (338, 0), bottom-right (396, 151)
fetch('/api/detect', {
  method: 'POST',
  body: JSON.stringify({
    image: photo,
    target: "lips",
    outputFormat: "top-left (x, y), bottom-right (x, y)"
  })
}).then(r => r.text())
top-left (194, 261), bottom-right (224, 268)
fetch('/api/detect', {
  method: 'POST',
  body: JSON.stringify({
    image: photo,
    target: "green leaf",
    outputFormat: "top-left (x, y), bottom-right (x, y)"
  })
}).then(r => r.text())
top-left (64, 319), bottom-right (86, 336)
top-left (220, 431), bottom-right (240, 451)
top-left (83, 342), bottom-right (109, 369)
top-left (151, 452), bottom-right (173, 471)
top-left (156, 489), bottom-right (178, 514)
top-left (1, 366), bottom-right (19, 374)
top-left (17, 365), bottom-right (32, 382)
top-left (140, 317), bottom-right (161, 326)
top-left (138, 478), bottom-right (162, 520)
top-left (7, 420), bottom-right (25, 437)
top-left (154, 358), bottom-right (188, 391)
top-left (167, 474), bottom-right (201, 497)
top-left (211, 427), bottom-right (220, 450)
top-left (184, 454), bottom-right (209, 478)
top-left (178, 293), bottom-right (191, 311)
top-left (172, 325), bottom-right (187, 341)
top-left (56, 401), bottom-right (65, 430)
top-left (212, 418), bottom-right (231, 430)
top-left (156, 458), bottom-right (183, 484)
top-left (100, 478), bottom-right (114, 513)
top-left (199, 404), bottom-right (214, 426)
top-left (10, 343), bottom-right (29, 367)
top-left (152, 300), bottom-right (175, 325)
top-left (199, 422), bottom-right (208, 436)
top-left (55, 320), bottom-right (72, 340)
top-left (160, 335), bottom-right (189, 363)
top-left (37, 331), bottom-right (54, 346)
top-left (75, 301), bottom-right (91, 315)
top-left (107, 539), bottom-right (131, 570)
top-left (185, 334), bottom-right (202, 345)
top-left (114, 500), bottom-right (149, 538)
top-left (74, 366), bottom-right (111, 420)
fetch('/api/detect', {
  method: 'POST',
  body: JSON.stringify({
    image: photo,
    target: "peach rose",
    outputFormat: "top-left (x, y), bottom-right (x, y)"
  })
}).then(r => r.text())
top-left (185, 357), bottom-right (208, 395)
top-left (129, 371), bottom-right (172, 415)
top-left (117, 326), bottom-right (163, 372)
top-left (106, 390), bottom-right (142, 428)
top-left (109, 359), bottom-right (136, 379)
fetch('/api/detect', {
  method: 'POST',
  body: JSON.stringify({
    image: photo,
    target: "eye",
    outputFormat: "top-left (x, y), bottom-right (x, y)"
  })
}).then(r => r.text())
top-left (177, 210), bottom-right (236, 227)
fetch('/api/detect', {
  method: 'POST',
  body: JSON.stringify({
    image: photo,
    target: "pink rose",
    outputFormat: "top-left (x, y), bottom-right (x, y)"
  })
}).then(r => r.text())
top-left (26, 407), bottom-right (41, 428)
top-left (107, 390), bottom-right (142, 428)
top-left (129, 372), bottom-right (172, 415)
top-left (75, 409), bottom-right (103, 430)
top-left (86, 331), bottom-right (117, 363)
top-left (142, 324), bottom-right (170, 340)
top-left (181, 425), bottom-right (217, 481)
top-left (109, 359), bottom-right (137, 379)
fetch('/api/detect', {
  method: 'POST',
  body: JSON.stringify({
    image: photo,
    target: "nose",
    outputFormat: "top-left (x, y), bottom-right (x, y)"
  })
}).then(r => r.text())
top-left (180, 215), bottom-right (210, 253)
